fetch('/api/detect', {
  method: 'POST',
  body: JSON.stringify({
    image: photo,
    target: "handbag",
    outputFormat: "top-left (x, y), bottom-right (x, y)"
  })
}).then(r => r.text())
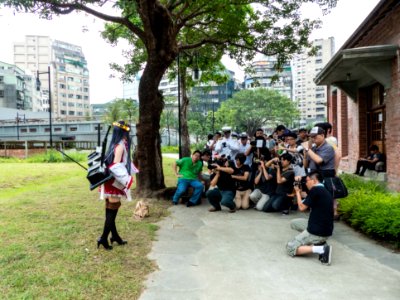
top-left (323, 177), bottom-right (348, 199)
top-left (86, 126), bottom-right (113, 190)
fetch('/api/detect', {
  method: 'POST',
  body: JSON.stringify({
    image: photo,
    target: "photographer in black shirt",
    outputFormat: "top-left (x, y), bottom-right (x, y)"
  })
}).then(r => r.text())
top-left (206, 157), bottom-right (237, 213)
top-left (262, 153), bottom-right (295, 214)
top-left (286, 171), bottom-right (334, 265)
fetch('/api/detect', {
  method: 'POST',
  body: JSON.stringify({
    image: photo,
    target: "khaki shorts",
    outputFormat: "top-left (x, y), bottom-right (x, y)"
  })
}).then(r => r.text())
top-left (286, 218), bottom-right (328, 257)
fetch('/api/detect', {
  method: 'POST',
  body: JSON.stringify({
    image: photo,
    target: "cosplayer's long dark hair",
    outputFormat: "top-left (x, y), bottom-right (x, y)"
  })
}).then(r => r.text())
top-left (104, 120), bottom-right (131, 173)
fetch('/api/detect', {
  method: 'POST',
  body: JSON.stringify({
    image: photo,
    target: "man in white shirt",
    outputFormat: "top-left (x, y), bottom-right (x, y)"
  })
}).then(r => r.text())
top-left (215, 126), bottom-right (239, 161)
top-left (236, 132), bottom-right (253, 166)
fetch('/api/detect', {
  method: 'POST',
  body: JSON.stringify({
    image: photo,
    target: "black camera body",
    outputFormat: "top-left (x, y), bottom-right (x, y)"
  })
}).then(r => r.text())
top-left (273, 160), bottom-right (283, 169)
top-left (293, 180), bottom-right (302, 188)
top-left (253, 155), bottom-right (265, 165)
top-left (208, 157), bottom-right (227, 170)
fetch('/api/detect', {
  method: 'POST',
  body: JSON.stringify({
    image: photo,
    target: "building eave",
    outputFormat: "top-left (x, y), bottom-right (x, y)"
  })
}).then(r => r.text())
top-left (314, 45), bottom-right (398, 99)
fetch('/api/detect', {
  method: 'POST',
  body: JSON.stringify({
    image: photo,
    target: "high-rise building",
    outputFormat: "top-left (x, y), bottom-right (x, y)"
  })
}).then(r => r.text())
top-left (0, 61), bottom-right (29, 110)
top-left (244, 57), bottom-right (293, 99)
top-left (13, 35), bottom-right (90, 119)
top-left (292, 37), bottom-right (335, 126)
top-left (51, 40), bottom-right (90, 119)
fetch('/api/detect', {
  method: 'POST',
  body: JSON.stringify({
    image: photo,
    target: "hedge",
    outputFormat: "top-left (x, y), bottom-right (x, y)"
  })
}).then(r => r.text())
top-left (340, 174), bottom-right (400, 247)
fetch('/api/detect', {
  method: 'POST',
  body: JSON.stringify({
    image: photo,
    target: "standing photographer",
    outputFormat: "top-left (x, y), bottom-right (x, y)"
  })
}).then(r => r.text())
top-left (215, 126), bottom-right (239, 160)
top-left (246, 128), bottom-right (271, 184)
top-left (206, 158), bottom-right (237, 213)
top-left (286, 170), bottom-right (334, 265)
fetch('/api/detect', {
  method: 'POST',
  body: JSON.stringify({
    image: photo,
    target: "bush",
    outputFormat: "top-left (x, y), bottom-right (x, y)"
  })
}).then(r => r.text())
top-left (340, 174), bottom-right (400, 247)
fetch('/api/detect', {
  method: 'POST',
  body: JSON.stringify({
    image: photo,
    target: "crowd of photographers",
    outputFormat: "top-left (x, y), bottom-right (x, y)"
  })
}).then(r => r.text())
top-left (172, 122), bottom-right (339, 265)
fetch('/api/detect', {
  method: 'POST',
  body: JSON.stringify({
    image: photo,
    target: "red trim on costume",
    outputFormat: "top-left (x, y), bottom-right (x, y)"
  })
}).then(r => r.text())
top-left (126, 176), bottom-right (133, 189)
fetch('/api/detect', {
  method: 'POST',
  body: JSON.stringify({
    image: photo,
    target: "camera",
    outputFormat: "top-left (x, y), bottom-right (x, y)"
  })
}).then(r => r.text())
top-left (254, 155), bottom-right (265, 165)
top-left (293, 180), bottom-right (302, 188)
top-left (208, 157), bottom-right (227, 170)
top-left (273, 160), bottom-right (282, 169)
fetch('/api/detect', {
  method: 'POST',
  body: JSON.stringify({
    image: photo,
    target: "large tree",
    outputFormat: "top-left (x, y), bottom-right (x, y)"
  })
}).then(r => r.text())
top-left (1, 0), bottom-right (337, 196)
top-left (103, 98), bottom-right (138, 125)
top-left (214, 88), bottom-right (299, 135)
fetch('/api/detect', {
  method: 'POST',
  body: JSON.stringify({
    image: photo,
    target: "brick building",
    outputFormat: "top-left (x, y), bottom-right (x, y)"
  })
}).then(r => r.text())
top-left (315, 0), bottom-right (400, 191)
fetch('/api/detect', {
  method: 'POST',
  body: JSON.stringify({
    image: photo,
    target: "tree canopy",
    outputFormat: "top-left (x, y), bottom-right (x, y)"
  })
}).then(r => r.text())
top-left (214, 88), bottom-right (299, 135)
top-left (103, 98), bottom-right (138, 125)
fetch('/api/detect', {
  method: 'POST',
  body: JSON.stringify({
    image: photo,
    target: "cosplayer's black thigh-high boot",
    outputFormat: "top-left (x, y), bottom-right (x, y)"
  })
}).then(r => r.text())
top-left (97, 208), bottom-right (113, 250)
top-left (110, 208), bottom-right (127, 245)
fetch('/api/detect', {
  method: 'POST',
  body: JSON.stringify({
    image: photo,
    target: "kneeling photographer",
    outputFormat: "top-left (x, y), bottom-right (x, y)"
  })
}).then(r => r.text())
top-left (231, 153), bottom-right (252, 210)
top-left (206, 156), bottom-right (237, 213)
top-left (250, 156), bottom-right (277, 211)
top-left (262, 153), bottom-right (295, 214)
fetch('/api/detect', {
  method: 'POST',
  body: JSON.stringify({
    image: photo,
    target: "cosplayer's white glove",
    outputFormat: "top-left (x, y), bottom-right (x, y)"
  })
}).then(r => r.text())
top-left (109, 163), bottom-right (133, 191)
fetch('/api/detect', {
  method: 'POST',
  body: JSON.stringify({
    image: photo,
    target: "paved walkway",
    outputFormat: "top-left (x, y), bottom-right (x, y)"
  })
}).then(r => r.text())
top-left (140, 202), bottom-right (400, 300)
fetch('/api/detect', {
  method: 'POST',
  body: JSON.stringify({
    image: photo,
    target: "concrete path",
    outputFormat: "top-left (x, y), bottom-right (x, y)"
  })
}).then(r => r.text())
top-left (140, 203), bottom-right (400, 300)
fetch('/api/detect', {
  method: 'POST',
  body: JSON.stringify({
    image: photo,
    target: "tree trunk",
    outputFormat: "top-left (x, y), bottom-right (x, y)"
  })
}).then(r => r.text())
top-left (180, 68), bottom-right (191, 157)
top-left (135, 59), bottom-right (169, 197)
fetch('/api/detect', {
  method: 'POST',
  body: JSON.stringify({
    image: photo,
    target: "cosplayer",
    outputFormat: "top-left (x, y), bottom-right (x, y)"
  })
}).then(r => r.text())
top-left (97, 120), bottom-right (133, 250)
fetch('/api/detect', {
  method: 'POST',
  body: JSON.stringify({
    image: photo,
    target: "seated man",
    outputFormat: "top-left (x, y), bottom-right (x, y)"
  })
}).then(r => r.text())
top-left (172, 150), bottom-right (204, 207)
top-left (354, 145), bottom-right (384, 176)
top-left (286, 171), bottom-right (334, 265)
top-left (206, 157), bottom-right (236, 213)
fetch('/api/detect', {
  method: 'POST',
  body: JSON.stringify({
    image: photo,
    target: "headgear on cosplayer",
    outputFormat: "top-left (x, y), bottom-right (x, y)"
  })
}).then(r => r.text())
top-left (104, 120), bottom-right (132, 172)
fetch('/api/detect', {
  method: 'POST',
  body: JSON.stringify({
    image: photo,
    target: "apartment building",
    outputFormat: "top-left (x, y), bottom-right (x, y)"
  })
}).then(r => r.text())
top-left (0, 61), bottom-right (28, 110)
top-left (292, 37), bottom-right (335, 126)
top-left (244, 57), bottom-right (293, 100)
top-left (13, 35), bottom-right (90, 119)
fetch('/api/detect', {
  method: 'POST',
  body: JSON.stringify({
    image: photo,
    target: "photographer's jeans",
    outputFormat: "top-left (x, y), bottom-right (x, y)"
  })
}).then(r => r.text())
top-left (172, 178), bottom-right (203, 205)
top-left (206, 188), bottom-right (236, 210)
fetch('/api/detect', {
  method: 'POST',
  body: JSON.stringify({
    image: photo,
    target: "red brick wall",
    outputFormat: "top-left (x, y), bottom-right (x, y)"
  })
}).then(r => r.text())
top-left (330, 4), bottom-right (400, 191)
top-left (355, 5), bottom-right (400, 48)
top-left (340, 91), bottom-right (349, 158)
top-left (384, 57), bottom-right (400, 191)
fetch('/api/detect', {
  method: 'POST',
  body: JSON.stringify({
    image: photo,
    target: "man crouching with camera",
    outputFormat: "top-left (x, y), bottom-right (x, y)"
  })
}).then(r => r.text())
top-left (286, 170), bottom-right (334, 265)
top-left (206, 156), bottom-right (237, 213)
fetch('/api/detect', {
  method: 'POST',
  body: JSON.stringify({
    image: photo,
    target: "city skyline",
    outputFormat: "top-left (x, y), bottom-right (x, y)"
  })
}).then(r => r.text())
top-left (0, 0), bottom-right (380, 104)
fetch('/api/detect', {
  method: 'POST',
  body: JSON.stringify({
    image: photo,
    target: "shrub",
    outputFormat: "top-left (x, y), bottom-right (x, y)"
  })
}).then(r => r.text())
top-left (340, 174), bottom-right (400, 247)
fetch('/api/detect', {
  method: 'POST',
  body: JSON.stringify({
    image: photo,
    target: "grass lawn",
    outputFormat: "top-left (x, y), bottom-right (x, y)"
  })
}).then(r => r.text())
top-left (0, 157), bottom-right (176, 299)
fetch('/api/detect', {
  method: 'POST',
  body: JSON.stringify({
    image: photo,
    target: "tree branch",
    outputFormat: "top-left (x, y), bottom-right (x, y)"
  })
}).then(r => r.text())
top-left (35, 0), bottom-right (146, 42)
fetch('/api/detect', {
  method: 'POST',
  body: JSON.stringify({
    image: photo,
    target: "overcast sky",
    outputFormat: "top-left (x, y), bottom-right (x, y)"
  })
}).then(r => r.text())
top-left (0, 0), bottom-right (380, 104)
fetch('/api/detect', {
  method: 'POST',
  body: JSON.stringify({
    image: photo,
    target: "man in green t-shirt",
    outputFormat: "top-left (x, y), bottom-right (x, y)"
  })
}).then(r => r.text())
top-left (172, 150), bottom-right (204, 207)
